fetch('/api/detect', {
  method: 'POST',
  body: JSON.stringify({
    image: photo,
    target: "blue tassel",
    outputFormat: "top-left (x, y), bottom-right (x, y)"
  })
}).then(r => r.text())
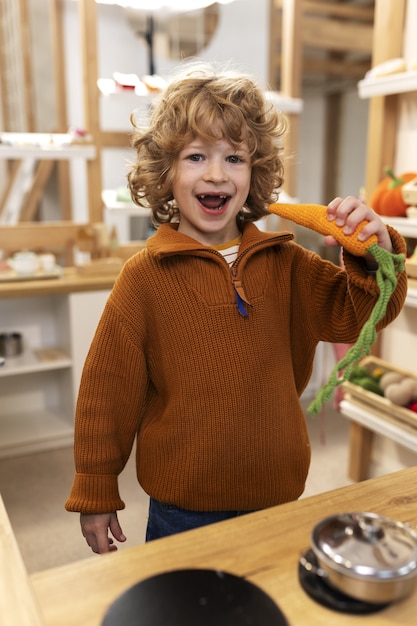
top-left (235, 289), bottom-right (249, 317)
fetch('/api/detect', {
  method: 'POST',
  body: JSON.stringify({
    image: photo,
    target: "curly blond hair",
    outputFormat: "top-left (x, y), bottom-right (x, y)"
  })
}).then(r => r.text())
top-left (127, 63), bottom-right (287, 226)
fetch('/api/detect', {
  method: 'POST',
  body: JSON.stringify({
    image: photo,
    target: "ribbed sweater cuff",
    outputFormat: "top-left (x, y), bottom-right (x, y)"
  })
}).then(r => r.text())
top-left (64, 473), bottom-right (125, 513)
top-left (342, 225), bottom-right (407, 294)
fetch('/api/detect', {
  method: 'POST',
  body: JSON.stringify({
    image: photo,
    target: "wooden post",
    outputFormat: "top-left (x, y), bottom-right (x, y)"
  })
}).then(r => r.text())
top-left (364, 0), bottom-right (406, 198)
top-left (0, 1), bottom-right (11, 130)
top-left (19, 161), bottom-right (55, 221)
top-left (280, 0), bottom-right (302, 201)
top-left (322, 93), bottom-right (342, 202)
top-left (348, 421), bottom-right (374, 482)
top-left (18, 0), bottom-right (35, 132)
top-left (50, 0), bottom-right (72, 220)
top-left (79, 0), bottom-right (103, 223)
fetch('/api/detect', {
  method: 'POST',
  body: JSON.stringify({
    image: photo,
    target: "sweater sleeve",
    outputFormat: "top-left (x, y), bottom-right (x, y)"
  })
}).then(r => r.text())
top-left (294, 225), bottom-right (408, 347)
top-left (65, 299), bottom-right (149, 514)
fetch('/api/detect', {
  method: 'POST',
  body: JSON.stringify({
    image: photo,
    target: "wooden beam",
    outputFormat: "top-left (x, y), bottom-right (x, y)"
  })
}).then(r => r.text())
top-left (50, 0), bottom-right (72, 220)
top-left (0, 162), bottom-right (18, 218)
top-left (0, 1), bottom-right (10, 129)
top-left (280, 0), bottom-right (303, 99)
top-left (303, 55), bottom-right (370, 79)
top-left (19, 161), bottom-right (55, 221)
top-left (0, 222), bottom-right (82, 247)
top-left (79, 0), bottom-right (103, 223)
top-left (364, 0), bottom-right (406, 198)
top-left (322, 92), bottom-right (341, 202)
top-left (271, 53), bottom-right (370, 82)
top-left (348, 421), bottom-right (374, 482)
top-left (101, 131), bottom-right (131, 149)
top-left (274, 0), bottom-right (374, 22)
top-left (0, 222), bottom-right (84, 267)
top-left (280, 0), bottom-right (302, 200)
top-left (302, 15), bottom-right (373, 54)
top-left (18, 0), bottom-right (35, 131)
top-left (303, 1), bottom-right (374, 22)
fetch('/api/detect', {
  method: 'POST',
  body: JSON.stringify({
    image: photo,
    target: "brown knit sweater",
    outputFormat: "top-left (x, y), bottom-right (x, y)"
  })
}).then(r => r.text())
top-left (65, 222), bottom-right (407, 514)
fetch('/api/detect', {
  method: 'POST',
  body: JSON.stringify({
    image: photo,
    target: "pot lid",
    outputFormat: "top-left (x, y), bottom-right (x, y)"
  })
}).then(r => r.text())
top-left (311, 512), bottom-right (417, 581)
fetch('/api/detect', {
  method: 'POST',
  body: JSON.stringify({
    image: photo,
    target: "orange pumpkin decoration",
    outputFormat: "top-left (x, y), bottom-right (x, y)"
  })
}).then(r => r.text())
top-left (370, 167), bottom-right (417, 217)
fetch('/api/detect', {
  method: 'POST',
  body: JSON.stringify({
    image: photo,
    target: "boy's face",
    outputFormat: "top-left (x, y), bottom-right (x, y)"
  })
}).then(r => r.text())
top-left (172, 135), bottom-right (251, 246)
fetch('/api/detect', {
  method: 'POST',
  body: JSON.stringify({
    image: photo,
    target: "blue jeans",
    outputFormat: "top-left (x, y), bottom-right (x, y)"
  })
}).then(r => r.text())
top-left (146, 498), bottom-right (255, 542)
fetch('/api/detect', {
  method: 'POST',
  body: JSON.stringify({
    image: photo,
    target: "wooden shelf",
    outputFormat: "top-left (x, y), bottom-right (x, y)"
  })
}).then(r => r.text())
top-left (102, 189), bottom-right (150, 216)
top-left (0, 349), bottom-right (72, 378)
top-left (378, 218), bottom-right (417, 308)
top-left (358, 70), bottom-right (417, 98)
top-left (340, 399), bottom-right (417, 454)
top-left (0, 144), bottom-right (96, 160)
top-left (0, 131), bottom-right (96, 161)
top-left (381, 216), bottom-right (417, 238)
top-left (0, 409), bottom-right (74, 459)
top-left (98, 83), bottom-right (304, 115)
top-left (264, 91), bottom-right (303, 114)
top-left (0, 267), bottom-right (118, 299)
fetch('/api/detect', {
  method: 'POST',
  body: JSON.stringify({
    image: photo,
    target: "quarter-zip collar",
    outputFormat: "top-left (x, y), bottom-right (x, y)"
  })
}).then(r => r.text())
top-left (147, 221), bottom-right (294, 262)
top-left (147, 222), bottom-right (294, 318)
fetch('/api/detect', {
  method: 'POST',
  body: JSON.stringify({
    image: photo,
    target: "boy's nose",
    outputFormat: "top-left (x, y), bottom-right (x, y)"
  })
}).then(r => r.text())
top-left (204, 160), bottom-right (228, 183)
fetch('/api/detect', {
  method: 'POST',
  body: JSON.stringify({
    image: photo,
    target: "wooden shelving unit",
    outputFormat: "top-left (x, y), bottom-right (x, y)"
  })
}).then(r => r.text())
top-left (362, 0), bottom-right (408, 198)
top-left (342, 0), bottom-right (417, 482)
top-left (0, 287), bottom-right (111, 458)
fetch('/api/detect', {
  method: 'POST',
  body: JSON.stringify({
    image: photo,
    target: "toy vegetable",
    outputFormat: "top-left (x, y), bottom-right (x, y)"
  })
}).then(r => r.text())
top-left (379, 371), bottom-right (417, 407)
top-left (349, 364), bottom-right (383, 396)
top-left (370, 167), bottom-right (417, 217)
top-left (268, 202), bottom-right (405, 415)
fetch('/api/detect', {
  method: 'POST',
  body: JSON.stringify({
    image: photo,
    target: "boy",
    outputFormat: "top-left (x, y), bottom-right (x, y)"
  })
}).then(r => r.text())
top-left (66, 64), bottom-right (407, 553)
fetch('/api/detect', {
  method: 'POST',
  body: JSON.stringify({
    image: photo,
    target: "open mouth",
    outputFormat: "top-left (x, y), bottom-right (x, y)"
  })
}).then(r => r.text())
top-left (197, 194), bottom-right (229, 210)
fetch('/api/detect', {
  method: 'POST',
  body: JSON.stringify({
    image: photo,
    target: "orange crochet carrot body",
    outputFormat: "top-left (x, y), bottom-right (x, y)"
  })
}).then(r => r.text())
top-left (269, 202), bottom-right (378, 255)
top-left (268, 202), bottom-right (405, 415)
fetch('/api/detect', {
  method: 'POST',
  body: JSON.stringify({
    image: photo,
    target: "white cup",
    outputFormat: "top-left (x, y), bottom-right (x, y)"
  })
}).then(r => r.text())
top-left (39, 253), bottom-right (56, 272)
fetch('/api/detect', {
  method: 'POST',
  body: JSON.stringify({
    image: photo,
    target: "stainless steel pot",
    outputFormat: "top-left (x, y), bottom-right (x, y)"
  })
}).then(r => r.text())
top-left (309, 512), bottom-right (417, 604)
top-left (0, 332), bottom-right (23, 357)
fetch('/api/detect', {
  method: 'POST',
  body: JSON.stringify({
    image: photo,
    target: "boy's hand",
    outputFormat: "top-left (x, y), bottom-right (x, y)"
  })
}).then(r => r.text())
top-left (80, 512), bottom-right (126, 554)
top-left (325, 196), bottom-right (393, 254)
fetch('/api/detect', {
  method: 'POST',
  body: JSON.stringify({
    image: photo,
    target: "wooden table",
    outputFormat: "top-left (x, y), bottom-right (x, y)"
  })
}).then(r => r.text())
top-left (28, 466), bottom-right (417, 626)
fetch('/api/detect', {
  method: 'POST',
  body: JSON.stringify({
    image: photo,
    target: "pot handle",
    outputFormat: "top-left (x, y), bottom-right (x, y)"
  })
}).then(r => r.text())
top-left (299, 549), bottom-right (329, 579)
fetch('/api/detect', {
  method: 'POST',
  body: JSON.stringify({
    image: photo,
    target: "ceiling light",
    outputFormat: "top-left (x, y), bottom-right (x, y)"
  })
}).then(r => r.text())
top-left (94, 0), bottom-right (236, 13)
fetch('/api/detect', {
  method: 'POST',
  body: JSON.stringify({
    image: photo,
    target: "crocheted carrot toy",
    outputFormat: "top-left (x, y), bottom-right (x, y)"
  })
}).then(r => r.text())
top-left (268, 202), bottom-right (405, 415)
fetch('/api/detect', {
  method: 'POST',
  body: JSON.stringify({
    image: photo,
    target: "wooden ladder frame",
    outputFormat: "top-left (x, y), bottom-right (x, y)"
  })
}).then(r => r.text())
top-left (0, 0), bottom-right (72, 225)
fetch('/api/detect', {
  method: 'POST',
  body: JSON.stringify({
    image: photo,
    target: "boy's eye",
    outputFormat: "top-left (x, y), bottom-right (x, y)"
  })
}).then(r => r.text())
top-left (227, 155), bottom-right (242, 164)
top-left (187, 153), bottom-right (204, 162)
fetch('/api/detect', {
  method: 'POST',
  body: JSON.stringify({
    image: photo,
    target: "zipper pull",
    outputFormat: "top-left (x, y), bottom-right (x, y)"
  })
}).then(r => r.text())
top-left (231, 268), bottom-right (252, 317)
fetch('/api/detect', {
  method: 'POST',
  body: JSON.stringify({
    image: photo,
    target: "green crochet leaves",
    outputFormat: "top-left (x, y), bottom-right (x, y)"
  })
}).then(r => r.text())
top-left (308, 244), bottom-right (405, 416)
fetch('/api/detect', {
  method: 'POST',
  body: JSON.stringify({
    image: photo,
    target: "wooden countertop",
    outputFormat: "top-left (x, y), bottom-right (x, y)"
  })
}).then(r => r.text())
top-left (0, 267), bottom-right (119, 299)
top-left (29, 466), bottom-right (417, 626)
top-left (0, 496), bottom-right (43, 626)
